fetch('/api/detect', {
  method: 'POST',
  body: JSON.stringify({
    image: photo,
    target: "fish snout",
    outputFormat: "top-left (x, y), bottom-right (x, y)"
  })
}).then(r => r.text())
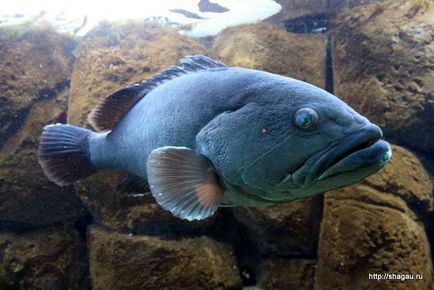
top-left (292, 123), bottom-right (386, 186)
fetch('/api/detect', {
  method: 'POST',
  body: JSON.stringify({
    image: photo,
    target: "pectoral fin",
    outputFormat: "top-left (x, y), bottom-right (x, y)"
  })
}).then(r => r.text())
top-left (146, 146), bottom-right (224, 221)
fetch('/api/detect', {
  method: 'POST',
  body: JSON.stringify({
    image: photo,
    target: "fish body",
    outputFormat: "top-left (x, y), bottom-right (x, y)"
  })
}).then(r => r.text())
top-left (39, 56), bottom-right (392, 221)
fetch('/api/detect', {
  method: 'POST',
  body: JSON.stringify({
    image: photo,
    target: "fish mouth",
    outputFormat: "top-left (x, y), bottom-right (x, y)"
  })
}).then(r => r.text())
top-left (292, 124), bottom-right (390, 186)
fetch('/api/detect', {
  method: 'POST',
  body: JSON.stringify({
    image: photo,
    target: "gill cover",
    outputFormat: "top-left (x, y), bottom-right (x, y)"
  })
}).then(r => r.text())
top-left (196, 103), bottom-right (303, 193)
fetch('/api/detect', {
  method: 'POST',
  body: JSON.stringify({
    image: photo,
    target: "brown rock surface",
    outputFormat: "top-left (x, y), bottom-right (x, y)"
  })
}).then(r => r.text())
top-left (259, 259), bottom-right (315, 290)
top-left (233, 196), bottom-right (322, 257)
top-left (0, 25), bottom-right (84, 225)
top-left (0, 227), bottom-right (87, 289)
top-left (69, 21), bottom-right (206, 127)
top-left (332, 1), bottom-right (434, 157)
top-left (266, 0), bottom-right (386, 26)
top-left (98, 190), bottom-right (219, 235)
top-left (68, 22), bottom-right (209, 232)
top-left (89, 226), bottom-right (241, 290)
top-left (364, 145), bottom-right (433, 213)
top-left (210, 23), bottom-right (327, 89)
top-left (314, 145), bottom-right (433, 290)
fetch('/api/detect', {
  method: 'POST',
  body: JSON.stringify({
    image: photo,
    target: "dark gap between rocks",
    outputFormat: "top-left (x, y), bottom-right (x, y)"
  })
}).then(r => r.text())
top-left (424, 212), bottom-right (434, 272)
top-left (312, 194), bottom-right (325, 289)
top-left (0, 106), bottom-right (30, 150)
top-left (0, 79), bottom-right (71, 150)
top-left (284, 13), bottom-right (329, 34)
top-left (207, 208), bottom-right (261, 288)
top-left (325, 33), bottom-right (334, 94)
top-left (0, 220), bottom-right (40, 232)
top-left (69, 185), bottom-right (93, 290)
top-left (75, 214), bottom-right (93, 289)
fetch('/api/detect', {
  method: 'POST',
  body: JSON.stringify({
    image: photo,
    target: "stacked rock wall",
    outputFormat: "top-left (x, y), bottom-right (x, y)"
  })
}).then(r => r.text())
top-left (0, 26), bottom-right (88, 289)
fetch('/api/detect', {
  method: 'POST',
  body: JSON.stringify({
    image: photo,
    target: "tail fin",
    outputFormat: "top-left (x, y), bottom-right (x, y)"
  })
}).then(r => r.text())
top-left (38, 124), bottom-right (95, 186)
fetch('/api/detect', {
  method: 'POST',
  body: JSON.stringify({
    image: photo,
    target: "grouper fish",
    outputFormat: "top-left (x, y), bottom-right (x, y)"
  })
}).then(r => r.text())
top-left (38, 55), bottom-right (392, 221)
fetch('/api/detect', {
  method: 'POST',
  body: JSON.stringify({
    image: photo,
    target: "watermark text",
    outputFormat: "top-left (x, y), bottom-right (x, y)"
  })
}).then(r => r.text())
top-left (368, 273), bottom-right (423, 281)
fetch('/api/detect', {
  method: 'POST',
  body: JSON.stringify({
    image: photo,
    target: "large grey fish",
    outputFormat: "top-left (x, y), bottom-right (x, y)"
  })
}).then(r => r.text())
top-left (38, 55), bottom-right (392, 221)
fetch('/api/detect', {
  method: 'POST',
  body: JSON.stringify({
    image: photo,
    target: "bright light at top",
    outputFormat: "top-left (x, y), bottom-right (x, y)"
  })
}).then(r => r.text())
top-left (0, 0), bottom-right (281, 37)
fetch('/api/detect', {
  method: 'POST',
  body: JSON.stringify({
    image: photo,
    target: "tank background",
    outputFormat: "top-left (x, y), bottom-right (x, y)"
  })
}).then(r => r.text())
top-left (0, 0), bottom-right (433, 289)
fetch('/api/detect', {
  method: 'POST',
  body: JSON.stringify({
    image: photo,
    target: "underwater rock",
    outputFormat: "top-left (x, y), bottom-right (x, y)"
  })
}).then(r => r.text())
top-left (332, 1), bottom-right (434, 162)
top-left (0, 227), bottom-right (87, 289)
top-left (68, 22), bottom-right (208, 232)
top-left (233, 197), bottom-right (322, 257)
top-left (89, 226), bottom-right (242, 290)
top-left (363, 145), bottom-right (433, 214)
top-left (259, 259), bottom-right (315, 290)
top-left (265, 0), bottom-right (329, 26)
top-left (210, 23), bottom-right (326, 89)
top-left (98, 191), bottom-right (218, 235)
top-left (316, 190), bottom-right (433, 290)
top-left (315, 145), bottom-right (433, 290)
top-left (266, 0), bottom-right (386, 28)
top-left (0, 25), bottom-right (84, 226)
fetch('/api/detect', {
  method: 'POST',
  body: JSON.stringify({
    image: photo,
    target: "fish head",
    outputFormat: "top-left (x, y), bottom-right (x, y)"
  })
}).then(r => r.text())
top-left (196, 75), bottom-right (392, 203)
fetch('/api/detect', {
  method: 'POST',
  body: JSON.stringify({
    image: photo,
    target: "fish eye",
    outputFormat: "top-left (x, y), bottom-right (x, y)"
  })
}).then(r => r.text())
top-left (294, 108), bottom-right (318, 129)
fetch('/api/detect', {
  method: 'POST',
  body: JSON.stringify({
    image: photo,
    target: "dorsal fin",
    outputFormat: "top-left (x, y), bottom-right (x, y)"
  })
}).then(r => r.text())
top-left (88, 55), bottom-right (227, 131)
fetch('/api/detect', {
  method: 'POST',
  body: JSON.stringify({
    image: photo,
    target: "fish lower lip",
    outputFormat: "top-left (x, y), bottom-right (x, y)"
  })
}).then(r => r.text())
top-left (318, 140), bottom-right (391, 181)
top-left (292, 124), bottom-right (383, 186)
